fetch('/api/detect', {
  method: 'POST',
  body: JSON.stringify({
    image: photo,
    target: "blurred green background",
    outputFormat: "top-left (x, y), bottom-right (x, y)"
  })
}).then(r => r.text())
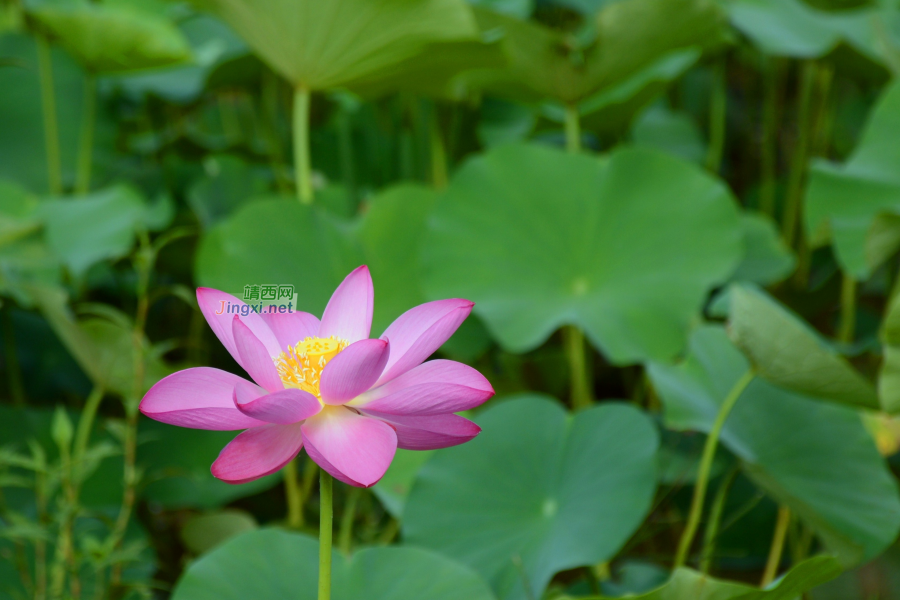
top-left (5, 0), bottom-right (900, 598)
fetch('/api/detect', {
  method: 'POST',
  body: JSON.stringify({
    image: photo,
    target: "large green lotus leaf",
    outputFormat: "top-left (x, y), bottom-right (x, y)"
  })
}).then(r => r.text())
top-left (728, 0), bottom-right (897, 62)
top-left (372, 448), bottom-right (434, 518)
top-left (194, 198), bottom-right (363, 317)
top-left (421, 143), bottom-right (742, 362)
top-left (355, 184), bottom-right (435, 335)
top-left (647, 325), bottom-right (900, 565)
top-left (138, 419), bottom-right (282, 509)
top-left (196, 0), bottom-right (479, 89)
top-left (805, 82), bottom-right (900, 279)
top-left (186, 154), bottom-right (271, 229)
top-left (878, 292), bottom-right (900, 413)
top-left (29, 2), bottom-right (191, 73)
top-left (588, 556), bottom-right (841, 600)
top-left (727, 284), bottom-right (878, 409)
top-left (465, 0), bottom-right (725, 105)
top-left (171, 528), bottom-right (495, 600)
top-left (403, 395), bottom-right (658, 600)
top-left (40, 184), bottom-right (172, 276)
top-left (345, 37), bottom-right (507, 100)
top-left (730, 213), bottom-right (795, 285)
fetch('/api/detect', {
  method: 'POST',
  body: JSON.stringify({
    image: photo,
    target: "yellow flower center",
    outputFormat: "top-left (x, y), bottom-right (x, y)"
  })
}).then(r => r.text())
top-left (274, 336), bottom-right (348, 399)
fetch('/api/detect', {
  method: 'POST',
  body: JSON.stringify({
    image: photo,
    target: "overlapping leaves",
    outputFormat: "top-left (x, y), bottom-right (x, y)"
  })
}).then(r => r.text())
top-left (648, 325), bottom-right (900, 565)
top-left (805, 81), bottom-right (900, 279)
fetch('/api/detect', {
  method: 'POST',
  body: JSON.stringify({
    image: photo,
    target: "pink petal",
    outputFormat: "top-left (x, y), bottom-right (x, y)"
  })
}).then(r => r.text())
top-left (233, 379), bottom-right (322, 424)
top-left (301, 407), bottom-right (397, 487)
top-left (261, 311), bottom-right (320, 351)
top-left (350, 359), bottom-right (493, 416)
top-left (140, 367), bottom-right (267, 430)
top-left (317, 266), bottom-right (373, 344)
top-left (233, 316), bottom-right (283, 392)
top-left (375, 299), bottom-right (473, 386)
top-left (319, 338), bottom-right (390, 405)
top-left (211, 423), bottom-right (305, 484)
top-left (363, 411), bottom-right (481, 450)
top-left (196, 288), bottom-right (281, 365)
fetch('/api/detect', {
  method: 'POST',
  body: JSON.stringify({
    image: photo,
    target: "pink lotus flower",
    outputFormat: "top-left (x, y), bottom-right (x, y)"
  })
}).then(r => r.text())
top-left (139, 266), bottom-right (494, 487)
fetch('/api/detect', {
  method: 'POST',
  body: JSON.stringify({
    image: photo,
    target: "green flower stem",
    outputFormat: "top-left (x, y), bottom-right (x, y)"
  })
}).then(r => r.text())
top-left (700, 465), bottom-right (739, 574)
top-left (564, 325), bottom-right (592, 411)
top-left (73, 386), bottom-right (104, 481)
top-left (838, 272), bottom-right (857, 344)
top-left (293, 85), bottom-right (314, 204)
top-left (36, 35), bottom-right (61, 195)
top-left (674, 369), bottom-right (754, 569)
top-left (318, 471), bottom-right (334, 600)
top-left (75, 73), bottom-right (96, 195)
top-left (781, 61), bottom-right (816, 248)
top-left (759, 58), bottom-right (782, 217)
top-left (430, 105), bottom-right (448, 189)
top-left (339, 487), bottom-right (361, 554)
top-left (284, 458), bottom-right (303, 528)
top-left (110, 235), bottom-right (152, 586)
top-left (761, 506), bottom-right (791, 587)
top-left (705, 59), bottom-right (727, 174)
top-left (564, 104), bottom-right (581, 153)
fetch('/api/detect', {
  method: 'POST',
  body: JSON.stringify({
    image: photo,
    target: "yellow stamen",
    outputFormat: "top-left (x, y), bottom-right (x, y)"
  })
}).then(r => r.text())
top-left (274, 336), bottom-right (348, 399)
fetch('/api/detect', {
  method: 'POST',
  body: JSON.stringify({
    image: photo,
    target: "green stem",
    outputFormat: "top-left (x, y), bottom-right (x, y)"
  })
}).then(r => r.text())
top-left (761, 506), bottom-right (791, 587)
top-left (781, 61), bottom-right (816, 248)
top-left (705, 59), bottom-right (727, 174)
top-left (564, 104), bottom-right (581, 153)
top-left (700, 466), bottom-right (739, 574)
top-left (35, 470), bottom-right (47, 600)
top-left (293, 85), bottom-right (313, 204)
top-left (36, 35), bottom-right (61, 195)
top-left (3, 306), bottom-right (26, 406)
top-left (284, 458), bottom-right (302, 528)
top-left (72, 386), bottom-right (104, 481)
top-left (674, 369), bottom-right (755, 569)
top-left (429, 104), bottom-right (448, 189)
top-left (838, 272), bottom-right (856, 344)
top-left (338, 487), bottom-right (360, 554)
top-left (318, 471), bottom-right (333, 600)
top-left (75, 73), bottom-right (96, 195)
top-left (759, 58), bottom-right (781, 217)
top-left (563, 325), bottom-right (592, 411)
top-left (110, 237), bottom-right (152, 584)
